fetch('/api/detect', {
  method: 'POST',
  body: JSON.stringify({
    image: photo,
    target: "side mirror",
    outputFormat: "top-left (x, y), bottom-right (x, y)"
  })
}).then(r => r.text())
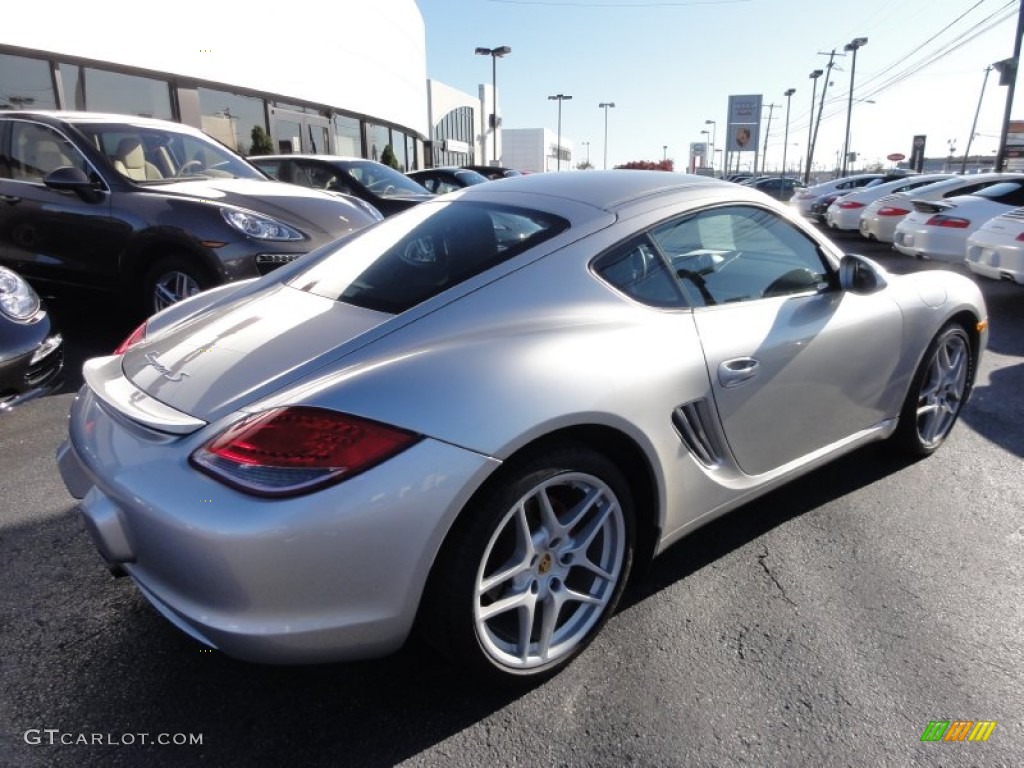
top-left (44, 167), bottom-right (105, 203)
top-left (839, 253), bottom-right (888, 295)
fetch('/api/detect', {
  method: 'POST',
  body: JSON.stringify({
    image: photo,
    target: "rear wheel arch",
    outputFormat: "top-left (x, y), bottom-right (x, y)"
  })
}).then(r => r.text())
top-left (424, 424), bottom-right (662, 605)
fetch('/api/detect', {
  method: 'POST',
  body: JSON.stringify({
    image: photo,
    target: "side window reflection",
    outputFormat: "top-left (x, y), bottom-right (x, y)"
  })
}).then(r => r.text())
top-left (650, 206), bottom-right (832, 306)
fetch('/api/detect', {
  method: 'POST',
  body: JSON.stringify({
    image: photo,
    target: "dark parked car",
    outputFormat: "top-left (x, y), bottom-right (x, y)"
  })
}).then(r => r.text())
top-left (251, 155), bottom-right (434, 217)
top-left (407, 167), bottom-right (489, 194)
top-left (0, 112), bottom-right (380, 314)
top-left (809, 191), bottom-right (846, 223)
top-left (460, 164), bottom-right (524, 180)
top-left (0, 265), bottom-right (63, 410)
top-left (746, 176), bottom-right (806, 201)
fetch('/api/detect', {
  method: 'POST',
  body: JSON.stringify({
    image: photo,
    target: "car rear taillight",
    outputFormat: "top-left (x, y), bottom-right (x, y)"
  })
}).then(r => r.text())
top-left (877, 206), bottom-right (911, 216)
top-left (925, 215), bottom-right (970, 229)
top-left (114, 321), bottom-right (148, 354)
top-left (190, 406), bottom-right (421, 496)
top-left (1014, 232), bottom-right (1024, 242)
top-left (837, 201), bottom-right (865, 209)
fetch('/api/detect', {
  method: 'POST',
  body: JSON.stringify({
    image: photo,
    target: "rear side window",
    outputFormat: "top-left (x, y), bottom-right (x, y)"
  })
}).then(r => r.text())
top-left (292, 201), bottom-right (568, 313)
top-left (973, 182), bottom-right (1024, 205)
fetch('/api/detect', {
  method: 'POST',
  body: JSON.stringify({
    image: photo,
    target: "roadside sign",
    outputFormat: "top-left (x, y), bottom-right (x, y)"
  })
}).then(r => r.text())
top-left (887, 153), bottom-right (906, 162)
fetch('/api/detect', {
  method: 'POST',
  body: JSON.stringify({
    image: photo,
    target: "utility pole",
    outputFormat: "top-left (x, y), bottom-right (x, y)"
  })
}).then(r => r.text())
top-left (761, 103), bottom-right (778, 174)
top-left (808, 49), bottom-right (842, 180)
top-left (962, 66), bottom-right (991, 173)
top-left (995, 1), bottom-right (1024, 172)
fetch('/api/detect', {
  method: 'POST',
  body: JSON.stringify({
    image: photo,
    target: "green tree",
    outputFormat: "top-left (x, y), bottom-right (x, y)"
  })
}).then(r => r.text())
top-left (249, 125), bottom-right (274, 155)
top-left (380, 144), bottom-right (400, 170)
top-left (575, 160), bottom-right (594, 170)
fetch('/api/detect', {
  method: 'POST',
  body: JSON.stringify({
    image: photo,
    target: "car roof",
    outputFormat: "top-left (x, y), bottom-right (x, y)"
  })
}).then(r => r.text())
top-left (249, 155), bottom-right (373, 163)
top-left (1, 110), bottom-right (190, 129)
top-left (448, 169), bottom-right (744, 213)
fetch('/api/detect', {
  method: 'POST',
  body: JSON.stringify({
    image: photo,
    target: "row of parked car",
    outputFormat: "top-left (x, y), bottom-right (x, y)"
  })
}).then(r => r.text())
top-left (789, 170), bottom-right (1024, 286)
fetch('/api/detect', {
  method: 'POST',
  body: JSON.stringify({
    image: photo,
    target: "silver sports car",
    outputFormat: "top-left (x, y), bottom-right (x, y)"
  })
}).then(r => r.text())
top-left (57, 171), bottom-right (987, 684)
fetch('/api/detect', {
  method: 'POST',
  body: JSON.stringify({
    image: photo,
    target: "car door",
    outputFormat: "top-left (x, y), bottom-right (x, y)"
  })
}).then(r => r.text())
top-left (0, 117), bottom-right (124, 287)
top-left (650, 205), bottom-right (903, 476)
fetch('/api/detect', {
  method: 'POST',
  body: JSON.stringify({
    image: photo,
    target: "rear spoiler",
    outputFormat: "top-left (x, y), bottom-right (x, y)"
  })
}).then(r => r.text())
top-left (910, 199), bottom-right (953, 214)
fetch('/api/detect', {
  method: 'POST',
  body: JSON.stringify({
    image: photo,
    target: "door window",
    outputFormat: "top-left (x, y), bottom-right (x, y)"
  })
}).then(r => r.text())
top-left (650, 206), bottom-right (832, 306)
top-left (8, 121), bottom-right (89, 182)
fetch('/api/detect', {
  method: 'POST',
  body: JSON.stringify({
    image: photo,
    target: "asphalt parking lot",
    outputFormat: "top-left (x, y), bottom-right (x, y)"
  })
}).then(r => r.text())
top-left (1, 229), bottom-right (1022, 767)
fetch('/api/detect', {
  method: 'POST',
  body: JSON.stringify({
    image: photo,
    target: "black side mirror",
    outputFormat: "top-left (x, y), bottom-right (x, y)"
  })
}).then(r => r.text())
top-left (44, 167), bottom-right (105, 203)
top-left (839, 253), bottom-right (888, 295)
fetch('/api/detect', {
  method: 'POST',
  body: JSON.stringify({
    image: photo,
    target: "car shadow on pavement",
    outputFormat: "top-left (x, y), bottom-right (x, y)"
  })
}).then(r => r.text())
top-left (625, 442), bottom-right (917, 605)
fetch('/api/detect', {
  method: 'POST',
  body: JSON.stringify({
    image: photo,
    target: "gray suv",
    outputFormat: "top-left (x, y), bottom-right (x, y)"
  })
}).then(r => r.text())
top-left (0, 112), bottom-right (381, 313)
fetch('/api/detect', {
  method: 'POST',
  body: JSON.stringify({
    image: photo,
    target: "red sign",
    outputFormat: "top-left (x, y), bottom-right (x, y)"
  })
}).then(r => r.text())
top-left (887, 153), bottom-right (906, 161)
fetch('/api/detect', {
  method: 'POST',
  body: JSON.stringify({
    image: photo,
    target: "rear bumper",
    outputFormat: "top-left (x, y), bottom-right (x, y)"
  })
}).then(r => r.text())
top-left (57, 386), bottom-right (499, 664)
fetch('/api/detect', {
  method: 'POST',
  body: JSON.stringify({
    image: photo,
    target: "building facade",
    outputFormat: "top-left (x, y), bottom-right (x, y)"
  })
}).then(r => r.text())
top-left (503, 128), bottom-right (574, 173)
top-left (0, 0), bottom-right (428, 169)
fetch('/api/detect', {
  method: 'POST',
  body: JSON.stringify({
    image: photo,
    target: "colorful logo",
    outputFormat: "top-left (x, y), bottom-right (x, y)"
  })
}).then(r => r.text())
top-left (920, 720), bottom-right (997, 742)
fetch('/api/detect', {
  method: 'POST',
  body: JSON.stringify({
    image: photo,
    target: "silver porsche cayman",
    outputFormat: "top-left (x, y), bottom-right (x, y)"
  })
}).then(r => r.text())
top-left (57, 171), bottom-right (987, 684)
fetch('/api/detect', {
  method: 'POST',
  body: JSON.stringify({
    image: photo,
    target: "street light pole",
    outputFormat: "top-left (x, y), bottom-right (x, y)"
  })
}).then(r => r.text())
top-left (474, 45), bottom-right (512, 166)
top-left (841, 37), bottom-right (868, 177)
top-left (781, 88), bottom-right (796, 179)
top-left (704, 119), bottom-right (716, 174)
top-left (599, 102), bottom-right (615, 169)
top-left (548, 94), bottom-right (572, 171)
top-left (803, 70), bottom-right (823, 183)
top-left (582, 140), bottom-right (590, 166)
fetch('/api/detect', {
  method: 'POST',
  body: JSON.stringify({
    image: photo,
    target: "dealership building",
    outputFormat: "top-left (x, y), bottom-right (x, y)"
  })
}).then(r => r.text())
top-left (1, 1), bottom-right (576, 173)
top-left (0, 0), bottom-right (435, 169)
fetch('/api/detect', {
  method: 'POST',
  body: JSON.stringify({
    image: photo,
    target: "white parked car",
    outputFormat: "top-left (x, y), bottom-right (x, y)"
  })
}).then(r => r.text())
top-left (824, 173), bottom-right (953, 232)
top-left (893, 180), bottom-right (1024, 262)
top-left (860, 173), bottom-right (1024, 243)
top-left (965, 207), bottom-right (1024, 285)
top-left (789, 173), bottom-right (886, 218)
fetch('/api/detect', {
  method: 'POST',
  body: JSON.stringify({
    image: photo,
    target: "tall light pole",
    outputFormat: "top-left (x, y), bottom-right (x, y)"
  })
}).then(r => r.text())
top-left (663, 144), bottom-right (668, 161)
top-left (781, 88), bottom-right (796, 178)
top-left (599, 102), bottom-right (615, 169)
top-left (704, 119), bottom-right (716, 174)
top-left (803, 69), bottom-right (823, 183)
top-left (841, 37), bottom-right (868, 177)
top-left (548, 94), bottom-right (572, 171)
top-left (582, 140), bottom-right (590, 166)
top-left (474, 45), bottom-right (511, 166)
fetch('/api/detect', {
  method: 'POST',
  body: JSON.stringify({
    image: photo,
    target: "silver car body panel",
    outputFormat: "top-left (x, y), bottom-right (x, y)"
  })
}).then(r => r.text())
top-left (58, 171), bottom-right (989, 663)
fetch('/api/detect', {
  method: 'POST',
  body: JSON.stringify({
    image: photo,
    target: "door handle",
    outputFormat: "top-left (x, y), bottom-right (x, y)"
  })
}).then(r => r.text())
top-left (718, 357), bottom-right (760, 388)
top-left (0, 194), bottom-right (21, 205)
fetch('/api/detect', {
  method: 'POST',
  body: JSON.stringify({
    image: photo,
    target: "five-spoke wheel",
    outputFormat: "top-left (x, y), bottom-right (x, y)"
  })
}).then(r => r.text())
top-left (423, 447), bottom-right (634, 684)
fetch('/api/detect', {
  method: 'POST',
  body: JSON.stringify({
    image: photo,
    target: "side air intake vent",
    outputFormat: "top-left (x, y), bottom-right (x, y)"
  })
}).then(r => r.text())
top-left (672, 399), bottom-right (725, 467)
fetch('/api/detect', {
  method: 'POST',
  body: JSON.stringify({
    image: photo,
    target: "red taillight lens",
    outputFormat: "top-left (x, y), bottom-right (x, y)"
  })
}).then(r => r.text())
top-left (837, 201), bottom-right (865, 209)
top-left (114, 321), bottom-right (148, 354)
top-left (925, 215), bottom-right (970, 229)
top-left (1014, 232), bottom-right (1024, 242)
top-left (878, 206), bottom-right (911, 216)
top-left (191, 406), bottom-right (421, 496)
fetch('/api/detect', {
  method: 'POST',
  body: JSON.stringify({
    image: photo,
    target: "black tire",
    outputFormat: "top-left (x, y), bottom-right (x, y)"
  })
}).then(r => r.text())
top-left (421, 445), bottom-right (635, 686)
top-left (893, 322), bottom-right (974, 457)
top-left (141, 256), bottom-right (216, 315)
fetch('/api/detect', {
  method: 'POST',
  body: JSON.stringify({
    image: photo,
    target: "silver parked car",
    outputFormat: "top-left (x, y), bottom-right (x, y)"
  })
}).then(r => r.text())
top-left (57, 171), bottom-right (987, 684)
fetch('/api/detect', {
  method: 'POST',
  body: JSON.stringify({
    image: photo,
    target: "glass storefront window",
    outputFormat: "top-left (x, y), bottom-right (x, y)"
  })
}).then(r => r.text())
top-left (0, 54), bottom-right (57, 110)
top-left (333, 114), bottom-right (361, 156)
top-left (392, 129), bottom-right (408, 171)
top-left (58, 65), bottom-right (172, 119)
top-left (197, 87), bottom-right (267, 155)
top-left (365, 122), bottom-right (390, 164)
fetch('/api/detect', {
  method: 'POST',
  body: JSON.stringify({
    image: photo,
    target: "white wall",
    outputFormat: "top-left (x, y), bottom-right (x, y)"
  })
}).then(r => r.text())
top-left (427, 79), bottom-right (484, 160)
top-left (1, 0), bottom-right (427, 136)
top-left (504, 128), bottom-right (574, 172)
